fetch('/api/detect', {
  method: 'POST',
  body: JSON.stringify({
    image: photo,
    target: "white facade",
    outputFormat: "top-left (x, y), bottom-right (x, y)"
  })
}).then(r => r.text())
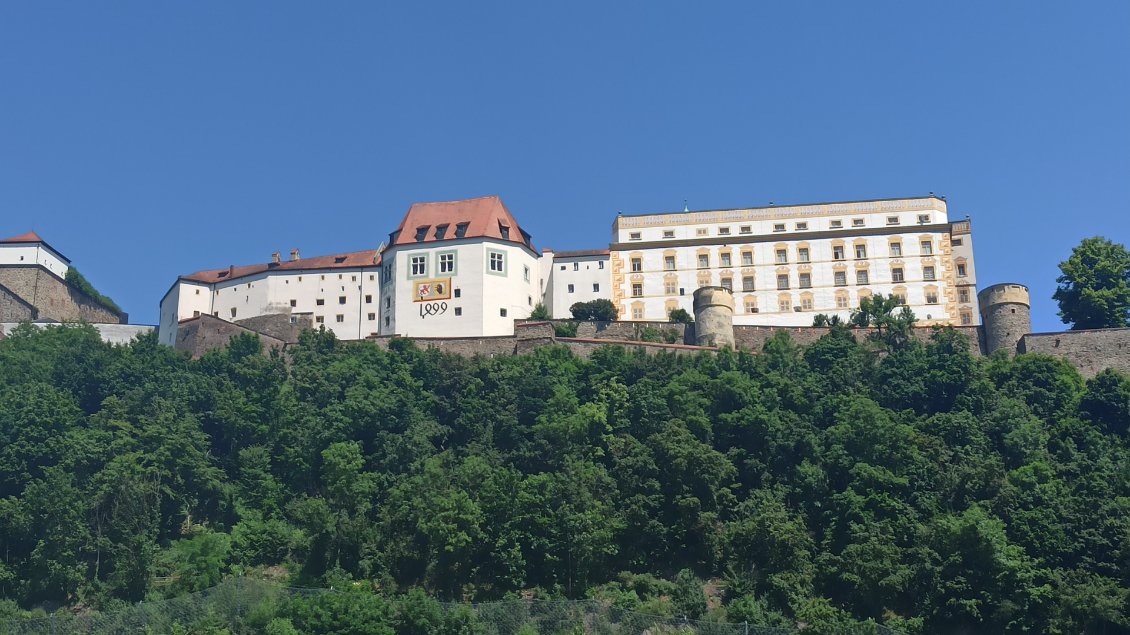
top-left (159, 256), bottom-right (381, 346)
top-left (379, 239), bottom-right (540, 337)
top-left (542, 250), bottom-right (611, 319)
top-left (608, 197), bottom-right (980, 326)
top-left (0, 242), bottom-right (70, 279)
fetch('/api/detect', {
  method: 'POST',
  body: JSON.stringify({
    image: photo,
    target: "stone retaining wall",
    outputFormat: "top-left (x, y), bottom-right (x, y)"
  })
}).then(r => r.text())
top-left (1021, 328), bottom-right (1130, 377)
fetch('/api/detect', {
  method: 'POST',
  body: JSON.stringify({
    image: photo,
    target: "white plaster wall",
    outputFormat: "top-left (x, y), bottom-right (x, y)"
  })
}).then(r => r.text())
top-left (547, 255), bottom-right (611, 318)
top-left (158, 281), bottom-right (213, 346)
top-left (0, 244), bottom-right (70, 279)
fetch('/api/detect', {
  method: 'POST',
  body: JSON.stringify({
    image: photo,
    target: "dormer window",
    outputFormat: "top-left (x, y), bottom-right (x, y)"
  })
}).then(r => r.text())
top-left (455, 222), bottom-right (469, 239)
top-left (415, 226), bottom-right (429, 242)
top-left (434, 224), bottom-right (449, 240)
top-left (498, 220), bottom-right (511, 240)
top-left (334, 256), bottom-right (346, 264)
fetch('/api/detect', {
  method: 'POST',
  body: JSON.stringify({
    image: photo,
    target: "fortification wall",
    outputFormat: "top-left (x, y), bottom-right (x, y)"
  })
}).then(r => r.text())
top-left (731, 324), bottom-right (984, 354)
top-left (1020, 328), bottom-right (1130, 377)
top-left (523, 320), bottom-right (690, 343)
top-left (0, 266), bottom-right (125, 324)
top-left (175, 315), bottom-right (288, 358)
top-left (367, 335), bottom-right (517, 358)
top-left (0, 282), bottom-right (36, 322)
top-left (235, 313), bottom-right (311, 344)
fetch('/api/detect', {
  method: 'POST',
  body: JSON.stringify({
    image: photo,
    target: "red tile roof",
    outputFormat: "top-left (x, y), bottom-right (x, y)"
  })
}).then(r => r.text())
top-left (551, 248), bottom-right (610, 259)
top-left (388, 195), bottom-right (535, 251)
top-left (180, 249), bottom-right (381, 284)
top-left (0, 231), bottom-right (46, 244)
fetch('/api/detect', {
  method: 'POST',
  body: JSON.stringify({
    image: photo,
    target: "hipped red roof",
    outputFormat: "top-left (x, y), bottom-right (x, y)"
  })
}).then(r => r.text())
top-left (0, 231), bottom-right (47, 244)
top-left (389, 195), bottom-right (534, 251)
top-left (180, 249), bottom-right (381, 285)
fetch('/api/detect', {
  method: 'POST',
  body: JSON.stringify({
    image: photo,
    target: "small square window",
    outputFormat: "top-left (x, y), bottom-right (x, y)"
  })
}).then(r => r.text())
top-left (952, 238), bottom-right (963, 246)
top-left (316, 298), bottom-right (325, 306)
top-left (836, 295), bottom-right (849, 309)
top-left (795, 222), bottom-right (808, 231)
top-left (663, 230), bottom-right (675, 238)
top-left (830, 220), bottom-right (843, 229)
top-left (455, 307), bottom-right (462, 316)
top-left (367, 313), bottom-right (376, 320)
top-left (918, 214), bottom-right (931, 224)
top-left (801, 297), bottom-right (814, 310)
top-left (454, 288), bottom-right (461, 298)
top-left (696, 228), bottom-right (708, 237)
top-left (852, 218), bottom-right (865, 227)
top-left (629, 232), bottom-right (642, 241)
top-left (739, 225), bottom-right (752, 234)
top-left (290, 299), bottom-right (297, 307)
top-left (718, 227), bottom-right (731, 236)
top-left (779, 299), bottom-right (791, 312)
top-left (365, 294), bottom-right (372, 303)
top-left (664, 281), bottom-right (677, 295)
top-left (593, 283), bottom-right (600, 292)
top-left (336, 314), bottom-right (345, 323)
top-left (568, 284), bottom-right (575, 293)
top-left (632, 307), bottom-right (644, 320)
top-left (887, 216), bottom-right (900, 225)
top-left (339, 296), bottom-right (347, 304)
top-left (926, 292), bottom-right (939, 304)
top-left (773, 223), bottom-right (786, 232)
top-left (315, 316), bottom-right (324, 324)
top-left (500, 308), bottom-right (508, 317)
top-left (560, 265), bottom-right (566, 270)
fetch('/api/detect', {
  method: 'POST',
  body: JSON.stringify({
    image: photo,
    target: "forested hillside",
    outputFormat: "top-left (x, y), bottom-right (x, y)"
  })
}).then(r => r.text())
top-left (0, 323), bottom-right (1128, 633)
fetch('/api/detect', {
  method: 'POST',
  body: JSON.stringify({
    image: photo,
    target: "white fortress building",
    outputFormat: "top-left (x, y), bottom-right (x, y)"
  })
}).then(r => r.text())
top-left (609, 196), bottom-right (979, 326)
top-left (157, 194), bottom-right (981, 345)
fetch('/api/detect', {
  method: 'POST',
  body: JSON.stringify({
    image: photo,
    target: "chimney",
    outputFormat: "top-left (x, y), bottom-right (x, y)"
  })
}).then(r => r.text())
top-left (290, 248), bottom-right (300, 261)
top-left (272, 251), bottom-right (281, 264)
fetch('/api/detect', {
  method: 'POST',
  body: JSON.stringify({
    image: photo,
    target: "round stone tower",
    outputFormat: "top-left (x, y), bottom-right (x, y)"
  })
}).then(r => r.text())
top-left (693, 286), bottom-right (735, 348)
top-left (978, 283), bottom-right (1032, 356)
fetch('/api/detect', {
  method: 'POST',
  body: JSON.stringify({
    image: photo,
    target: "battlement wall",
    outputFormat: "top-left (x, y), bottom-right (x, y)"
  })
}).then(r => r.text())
top-left (1021, 328), bottom-right (1130, 377)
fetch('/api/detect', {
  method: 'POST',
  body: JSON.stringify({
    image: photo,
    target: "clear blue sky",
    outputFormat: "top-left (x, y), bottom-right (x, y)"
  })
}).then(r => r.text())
top-left (2, 2), bottom-right (1127, 330)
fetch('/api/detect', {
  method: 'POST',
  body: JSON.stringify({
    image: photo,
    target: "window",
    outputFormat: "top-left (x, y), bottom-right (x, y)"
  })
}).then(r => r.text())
top-left (890, 242), bottom-right (902, 257)
top-left (455, 222), bottom-right (469, 238)
top-left (836, 295), bottom-right (849, 309)
top-left (893, 293), bottom-right (907, 305)
top-left (489, 251), bottom-right (505, 273)
top-left (698, 254), bottom-right (709, 269)
top-left (924, 266), bottom-right (936, 281)
top-left (339, 296), bottom-right (347, 304)
top-left (779, 298), bottom-right (791, 312)
top-left (739, 225), bottom-right (752, 234)
top-left (696, 228), bottom-right (708, 237)
top-left (952, 238), bottom-right (963, 246)
top-left (230, 307), bottom-right (237, 318)
top-left (777, 274), bottom-right (790, 290)
top-left (454, 307), bottom-right (462, 316)
top-left (741, 251), bottom-right (753, 266)
top-left (833, 245), bottom-right (845, 260)
top-left (598, 261), bottom-right (604, 269)
top-left (664, 280), bottom-right (677, 295)
top-left (414, 226), bottom-right (429, 241)
top-left (775, 249), bottom-right (788, 264)
top-left (632, 283), bottom-right (643, 297)
top-left (316, 298), bottom-right (325, 306)
top-left (718, 227), bottom-right (731, 236)
top-left (921, 240), bottom-right (933, 255)
top-left (631, 257), bottom-right (642, 272)
top-left (385, 297), bottom-right (390, 308)
top-left (918, 214), bottom-right (931, 224)
top-left (742, 276), bottom-right (755, 292)
top-left (926, 292), bottom-right (938, 304)
top-left (336, 314), bottom-right (345, 323)
top-left (498, 223), bottom-right (510, 240)
top-left (315, 315), bottom-right (324, 324)
top-left (500, 308), bottom-right (508, 317)
top-left (663, 230), bottom-right (675, 239)
top-left (523, 265), bottom-right (530, 282)
top-left (367, 313), bottom-right (376, 320)
top-left (795, 222), bottom-right (808, 230)
top-left (799, 273), bottom-right (812, 288)
top-left (439, 252), bottom-right (455, 274)
top-left (855, 244), bottom-right (867, 259)
top-left (892, 267), bottom-right (904, 282)
top-left (856, 270), bottom-right (869, 285)
top-left (773, 223), bottom-right (786, 232)
top-left (798, 247), bottom-right (810, 263)
top-left (290, 299), bottom-right (297, 307)
top-left (573, 262), bottom-right (579, 271)
top-left (365, 294), bottom-right (372, 303)
top-left (632, 306), bottom-right (644, 319)
top-left (852, 218), bottom-right (865, 227)
top-left (959, 289), bottom-right (970, 303)
top-left (410, 255), bottom-right (427, 277)
top-left (830, 220), bottom-right (843, 229)
top-left (887, 216), bottom-right (900, 225)
top-left (961, 311), bottom-right (972, 325)
top-left (593, 283), bottom-right (600, 292)
top-left (957, 263), bottom-right (967, 277)
top-left (744, 298), bottom-right (758, 313)
top-left (664, 255), bottom-right (676, 270)
top-left (834, 271), bottom-right (847, 286)
top-left (629, 232), bottom-right (642, 241)
top-left (801, 297), bottom-right (814, 310)
top-left (568, 284), bottom-right (575, 293)
top-left (454, 288), bottom-right (461, 298)
top-left (720, 253), bottom-right (732, 267)
top-left (384, 316), bottom-right (389, 326)
top-left (721, 277), bottom-right (732, 290)
top-left (434, 224), bottom-right (448, 240)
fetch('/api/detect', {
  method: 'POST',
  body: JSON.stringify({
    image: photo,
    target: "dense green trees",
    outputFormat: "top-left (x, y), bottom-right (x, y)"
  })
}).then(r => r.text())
top-left (569, 299), bottom-right (618, 321)
top-left (1054, 236), bottom-right (1130, 329)
top-left (0, 322), bottom-right (1128, 633)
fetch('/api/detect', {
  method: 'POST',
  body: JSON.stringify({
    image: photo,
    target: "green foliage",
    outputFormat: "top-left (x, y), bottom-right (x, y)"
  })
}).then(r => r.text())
top-left (528, 303), bottom-right (552, 320)
top-left (1053, 236), bottom-right (1130, 329)
top-left (0, 323), bottom-right (1126, 633)
top-left (570, 299), bottom-right (618, 321)
top-left (668, 308), bottom-right (694, 323)
top-left (65, 267), bottom-right (122, 314)
top-left (553, 322), bottom-right (579, 338)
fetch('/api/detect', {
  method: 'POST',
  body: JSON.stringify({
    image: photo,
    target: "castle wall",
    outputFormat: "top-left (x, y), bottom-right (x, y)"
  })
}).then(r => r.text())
top-left (174, 314), bottom-right (288, 359)
top-left (0, 282), bottom-right (36, 322)
top-left (1020, 329), bottom-right (1130, 378)
top-left (235, 313), bottom-right (312, 344)
top-left (0, 266), bottom-right (125, 324)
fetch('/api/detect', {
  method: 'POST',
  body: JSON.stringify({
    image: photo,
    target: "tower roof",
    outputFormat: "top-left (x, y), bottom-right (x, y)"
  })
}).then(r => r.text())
top-left (0, 231), bottom-right (70, 263)
top-left (388, 195), bottom-right (535, 252)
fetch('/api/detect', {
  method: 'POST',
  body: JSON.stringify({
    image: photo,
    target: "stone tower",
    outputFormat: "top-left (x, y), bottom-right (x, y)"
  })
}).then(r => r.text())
top-left (978, 283), bottom-right (1031, 355)
top-left (693, 286), bottom-right (735, 348)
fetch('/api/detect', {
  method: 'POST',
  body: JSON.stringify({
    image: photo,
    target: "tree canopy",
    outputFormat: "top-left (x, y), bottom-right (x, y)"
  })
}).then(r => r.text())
top-left (0, 323), bottom-right (1128, 634)
top-left (1053, 236), bottom-right (1130, 329)
top-left (570, 299), bottom-right (618, 321)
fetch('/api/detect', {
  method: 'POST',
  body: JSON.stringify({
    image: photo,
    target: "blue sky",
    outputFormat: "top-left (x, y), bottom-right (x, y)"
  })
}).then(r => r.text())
top-left (2, 2), bottom-right (1127, 330)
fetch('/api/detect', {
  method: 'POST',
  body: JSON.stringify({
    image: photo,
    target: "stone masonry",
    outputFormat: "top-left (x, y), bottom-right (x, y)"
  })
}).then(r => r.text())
top-left (0, 266), bottom-right (125, 323)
